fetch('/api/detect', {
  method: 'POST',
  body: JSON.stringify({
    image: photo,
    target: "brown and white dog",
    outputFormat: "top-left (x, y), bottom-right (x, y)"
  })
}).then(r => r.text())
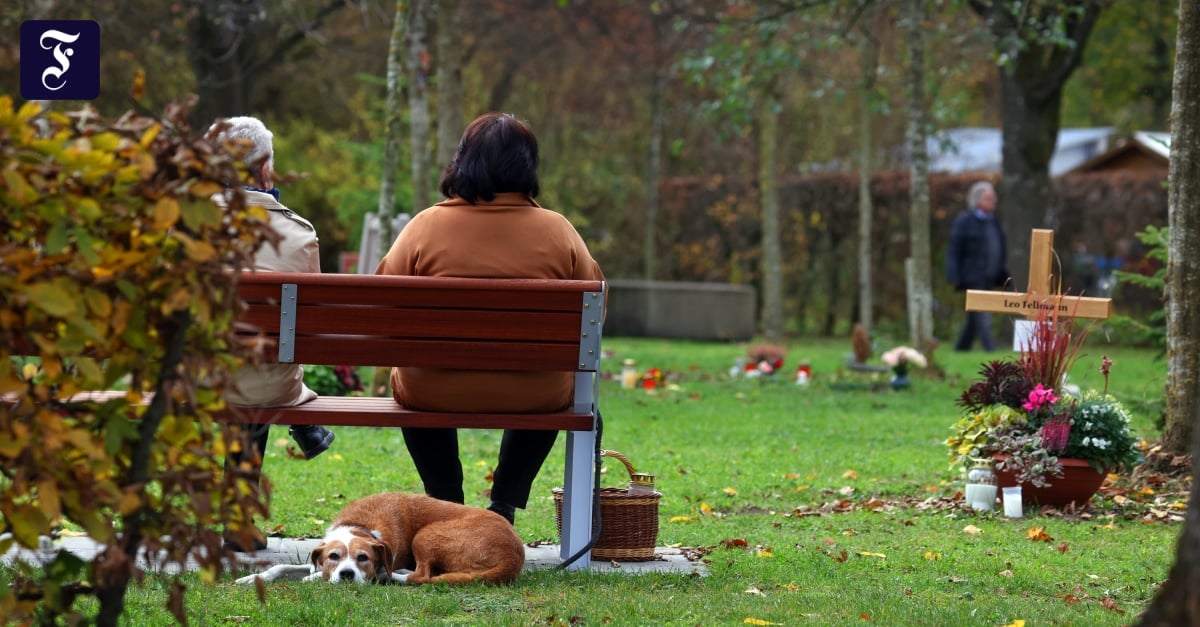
top-left (234, 492), bottom-right (525, 585)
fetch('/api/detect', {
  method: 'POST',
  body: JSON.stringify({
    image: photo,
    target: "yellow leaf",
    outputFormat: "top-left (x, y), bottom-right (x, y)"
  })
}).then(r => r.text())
top-left (179, 198), bottom-right (223, 230)
top-left (794, 485), bottom-right (809, 492)
top-left (723, 487), bottom-right (738, 496)
top-left (963, 525), bottom-right (983, 535)
top-left (1003, 621), bottom-right (1025, 627)
top-left (161, 287), bottom-right (193, 314)
top-left (857, 551), bottom-right (886, 558)
top-left (189, 180), bottom-right (223, 198)
top-left (669, 516), bottom-right (695, 523)
top-left (842, 470), bottom-right (858, 479)
top-left (1026, 526), bottom-right (1054, 542)
top-left (744, 619), bottom-right (781, 626)
top-left (181, 237), bottom-right (217, 263)
top-left (154, 197), bottom-right (180, 229)
top-left (130, 67), bottom-right (146, 101)
top-left (139, 123), bottom-right (160, 148)
top-left (118, 490), bottom-right (142, 515)
top-left (700, 502), bottom-right (713, 515)
top-left (757, 550), bottom-right (774, 558)
top-left (37, 479), bottom-right (61, 520)
top-left (25, 281), bottom-right (78, 317)
top-left (924, 552), bottom-right (942, 560)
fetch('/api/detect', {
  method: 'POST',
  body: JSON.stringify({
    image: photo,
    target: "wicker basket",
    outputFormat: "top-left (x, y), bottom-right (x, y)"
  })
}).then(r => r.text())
top-left (553, 450), bottom-right (661, 562)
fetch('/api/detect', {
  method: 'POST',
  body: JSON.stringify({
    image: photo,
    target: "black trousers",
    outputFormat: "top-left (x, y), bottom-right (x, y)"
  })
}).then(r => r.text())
top-left (400, 427), bottom-right (559, 509)
top-left (227, 423), bottom-right (271, 482)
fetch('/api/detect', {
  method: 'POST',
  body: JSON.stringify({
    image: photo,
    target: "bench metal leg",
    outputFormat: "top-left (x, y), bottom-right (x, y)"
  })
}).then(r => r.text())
top-left (560, 428), bottom-right (595, 570)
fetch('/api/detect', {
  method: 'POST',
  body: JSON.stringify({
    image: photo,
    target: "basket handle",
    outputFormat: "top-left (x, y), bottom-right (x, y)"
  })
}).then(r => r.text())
top-left (600, 449), bottom-right (637, 479)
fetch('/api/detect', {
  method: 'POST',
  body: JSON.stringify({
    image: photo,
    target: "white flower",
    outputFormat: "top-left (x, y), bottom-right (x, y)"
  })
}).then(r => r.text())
top-left (881, 346), bottom-right (927, 368)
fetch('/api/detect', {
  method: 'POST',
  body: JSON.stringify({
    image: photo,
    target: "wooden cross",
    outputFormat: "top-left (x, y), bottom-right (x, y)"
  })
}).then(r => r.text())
top-left (964, 229), bottom-right (1112, 321)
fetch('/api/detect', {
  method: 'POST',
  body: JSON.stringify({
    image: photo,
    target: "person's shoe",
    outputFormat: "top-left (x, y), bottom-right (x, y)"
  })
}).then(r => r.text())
top-left (487, 501), bottom-right (516, 526)
top-left (288, 425), bottom-right (335, 460)
top-left (223, 528), bottom-right (268, 553)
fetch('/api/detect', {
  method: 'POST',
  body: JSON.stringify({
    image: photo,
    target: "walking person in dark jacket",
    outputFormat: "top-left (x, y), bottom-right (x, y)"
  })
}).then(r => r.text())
top-left (946, 180), bottom-right (1009, 351)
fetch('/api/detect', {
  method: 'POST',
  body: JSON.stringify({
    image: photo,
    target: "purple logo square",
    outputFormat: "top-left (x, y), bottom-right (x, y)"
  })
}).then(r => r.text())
top-left (20, 20), bottom-right (100, 101)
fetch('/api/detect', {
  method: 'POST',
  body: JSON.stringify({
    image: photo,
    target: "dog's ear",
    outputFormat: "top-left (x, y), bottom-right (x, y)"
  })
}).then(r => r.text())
top-left (372, 541), bottom-right (395, 583)
top-left (310, 543), bottom-right (327, 568)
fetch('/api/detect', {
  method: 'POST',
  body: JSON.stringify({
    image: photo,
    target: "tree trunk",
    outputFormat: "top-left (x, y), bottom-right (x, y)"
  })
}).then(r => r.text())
top-left (186, 0), bottom-right (257, 127)
top-left (435, 0), bottom-right (463, 173)
top-left (644, 70), bottom-right (666, 281)
top-left (905, 0), bottom-right (935, 356)
top-left (408, 0), bottom-right (433, 214)
top-left (758, 95), bottom-right (784, 343)
top-left (856, 31), bottom-right (878, 335)
top-left (378, 0), bottom-right (408, 246)
top-left (970, 0), bottom-right (1102, 292)
top-left (1163, 0), bottom-right (1200, 459)
top-left (1137, 1), bottom-right (1200, 622)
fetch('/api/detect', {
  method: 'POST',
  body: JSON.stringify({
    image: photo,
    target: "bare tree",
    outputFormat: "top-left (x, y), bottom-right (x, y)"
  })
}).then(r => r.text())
top-left (855, 22), bottom-right (880, 334)
top-left (904, 0), bottom-right (935, 355)
top-left (435, 0), bottom-right (464, 172)
top-left (758, 90), bottom-right (785, 344)
top-left (378, 0), bottom-right (408, 245)
top-left (408, 0), bottom-right (434, 213)
top-left (1136, 0), bottom-right (1200, 622)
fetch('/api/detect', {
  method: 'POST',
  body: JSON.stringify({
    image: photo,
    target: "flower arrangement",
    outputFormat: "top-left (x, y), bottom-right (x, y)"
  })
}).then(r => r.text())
top-left (947, 303), bottom-right (1140, 490)
top-left (946, 351), bottom-right (1142, 488)
top-left (742, 343), bottom-right (786, 377)
top-left (881, 346), bottom-right (927, 375)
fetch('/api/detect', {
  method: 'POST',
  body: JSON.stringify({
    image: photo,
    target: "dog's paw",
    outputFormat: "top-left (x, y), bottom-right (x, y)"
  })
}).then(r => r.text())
top-left (389, 570), bottom-right (411, 584)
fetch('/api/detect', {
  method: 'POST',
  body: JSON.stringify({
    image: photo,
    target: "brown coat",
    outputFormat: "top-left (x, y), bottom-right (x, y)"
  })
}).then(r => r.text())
top-left (375, 193), bottom-right (604, 412)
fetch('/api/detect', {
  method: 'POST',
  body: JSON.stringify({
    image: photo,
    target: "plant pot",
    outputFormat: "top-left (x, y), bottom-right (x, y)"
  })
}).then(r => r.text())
top-left (992, 455), bottom-right (1107, 507)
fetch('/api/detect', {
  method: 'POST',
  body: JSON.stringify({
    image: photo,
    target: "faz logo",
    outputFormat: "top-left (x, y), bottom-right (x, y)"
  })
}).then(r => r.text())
top-left (20, 20), bottom-right (100, 101)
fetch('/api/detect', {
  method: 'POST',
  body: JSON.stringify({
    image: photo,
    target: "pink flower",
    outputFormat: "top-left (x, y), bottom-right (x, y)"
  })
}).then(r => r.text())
top-left (1022, 384), bottom-right (1058, 412)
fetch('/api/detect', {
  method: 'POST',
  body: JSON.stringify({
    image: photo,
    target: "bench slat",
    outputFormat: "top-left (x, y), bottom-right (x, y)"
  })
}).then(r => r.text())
top-left (215, 396), bottom-right (595, 430)
top-left (240, 304), bottom-right (582, 342)
top-left (289, 337), bottom-right (586, 371)
top-left (238, 273), bottom-right (603, 313)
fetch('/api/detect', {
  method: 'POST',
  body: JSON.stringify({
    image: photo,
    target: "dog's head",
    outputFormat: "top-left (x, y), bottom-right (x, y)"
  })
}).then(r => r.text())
top-left (309, 526), bottom-right (394, 584)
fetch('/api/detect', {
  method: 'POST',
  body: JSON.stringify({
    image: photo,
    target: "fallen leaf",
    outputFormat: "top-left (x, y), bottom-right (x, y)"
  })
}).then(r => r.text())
top-left (1101, 598), bottom-right (1126, 614)
top-left (843, 470), bottom-right (859, 479)
top-left (924, 552), bottom-right (942, 560)
top-left (839, 486), bottom-right (855, 496)
top-left (722, 539), bottom-right (749, 549)
top-left (859, 613), bottom-right (872, 621)
top-left (1003, 621), bottom-right (1025, 627)
top-left (669, 516), bottom-right (695, 523)
top-left (700, 502), bottom-right (714, 515)
top-left (1026, 526), bottom-right (1053, 542)
top-left (757, 550), bottom-right (774, 558)
top-left (997, 569), bottom-right (1013, 577)
top-left (744, 587), bottom-right (766, 596)
top-left (963, 525), bottom-right (983, 535)
top-left (830, 550), bottom-right (849, 562)
top-left (743, 619), bottom-right (780, 626)
top-left (1055, 542), bottom-right (1070, 554)
top-left (949, 576), bottom-right (968, 583)
top-left (1063, 594), bottom-right (1081, 605)
top-left (857, 551), bottom-right (886, 559)
top-left (724, 487), bottom-right (738, 496)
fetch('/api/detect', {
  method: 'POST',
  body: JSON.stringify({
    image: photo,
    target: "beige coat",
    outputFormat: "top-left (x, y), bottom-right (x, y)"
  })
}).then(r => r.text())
top-left (222, 189), bottom-right (321, 407)
top-left (376, 193), bottom-right (604, 413)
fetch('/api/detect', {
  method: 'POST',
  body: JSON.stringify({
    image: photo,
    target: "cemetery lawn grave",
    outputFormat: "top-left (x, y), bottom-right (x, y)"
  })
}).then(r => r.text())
top-left (70, 338), bottom-right (1178, 625)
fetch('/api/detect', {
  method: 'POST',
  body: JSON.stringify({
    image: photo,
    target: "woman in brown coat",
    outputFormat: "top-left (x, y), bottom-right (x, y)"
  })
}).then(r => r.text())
top-left (375, 112), bottom-right (605, 524)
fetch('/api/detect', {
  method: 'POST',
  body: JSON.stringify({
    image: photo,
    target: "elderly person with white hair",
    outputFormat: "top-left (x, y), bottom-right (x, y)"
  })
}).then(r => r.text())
top-left (208, 116), bottom-right (335, 550)
top-left (946, 180), bottom-right (1010, 352)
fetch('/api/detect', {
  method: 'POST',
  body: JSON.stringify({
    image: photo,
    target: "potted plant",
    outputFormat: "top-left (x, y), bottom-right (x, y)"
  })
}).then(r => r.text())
top-left (945, 311), bottom-right (1143, 507)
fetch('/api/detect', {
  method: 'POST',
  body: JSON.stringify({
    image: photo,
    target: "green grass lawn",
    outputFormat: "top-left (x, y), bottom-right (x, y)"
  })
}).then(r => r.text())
top-left (104, 337), bottom-right (1183, 624)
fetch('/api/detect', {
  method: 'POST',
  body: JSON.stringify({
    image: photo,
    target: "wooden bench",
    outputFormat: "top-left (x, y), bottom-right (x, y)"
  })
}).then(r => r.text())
top-left (7, 272), bottom-right (605, 569)
top-left (224, 271), bottom-right (605, 570)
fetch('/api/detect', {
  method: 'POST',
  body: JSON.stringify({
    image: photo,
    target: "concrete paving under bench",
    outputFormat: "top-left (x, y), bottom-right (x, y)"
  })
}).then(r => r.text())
top-left (3, 534), bottom-right (707, 577)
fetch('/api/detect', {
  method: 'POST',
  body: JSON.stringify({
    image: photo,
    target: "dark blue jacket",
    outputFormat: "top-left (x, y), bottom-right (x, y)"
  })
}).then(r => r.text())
top-left (946, 210), bottom-right (1008, 290)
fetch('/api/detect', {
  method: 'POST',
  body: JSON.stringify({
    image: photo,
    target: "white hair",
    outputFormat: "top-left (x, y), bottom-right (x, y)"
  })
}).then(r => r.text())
top-left (209, 116), bottom-right (275, 179)
top-left (967, 181), bottom-right (994, 209)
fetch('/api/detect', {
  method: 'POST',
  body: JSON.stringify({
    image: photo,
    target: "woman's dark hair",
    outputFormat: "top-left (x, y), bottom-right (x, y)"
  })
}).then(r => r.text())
top-left (439, 112), bottom-right (540, 203)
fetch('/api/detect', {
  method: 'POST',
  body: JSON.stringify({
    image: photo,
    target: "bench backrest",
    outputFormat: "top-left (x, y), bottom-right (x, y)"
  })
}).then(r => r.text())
top-left (236, 272), bottom-right (606, 374)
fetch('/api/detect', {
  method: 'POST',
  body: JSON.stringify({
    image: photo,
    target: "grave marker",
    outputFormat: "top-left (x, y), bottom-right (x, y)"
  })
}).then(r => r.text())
top-left (964, 229), bottom-right (1112, 349)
